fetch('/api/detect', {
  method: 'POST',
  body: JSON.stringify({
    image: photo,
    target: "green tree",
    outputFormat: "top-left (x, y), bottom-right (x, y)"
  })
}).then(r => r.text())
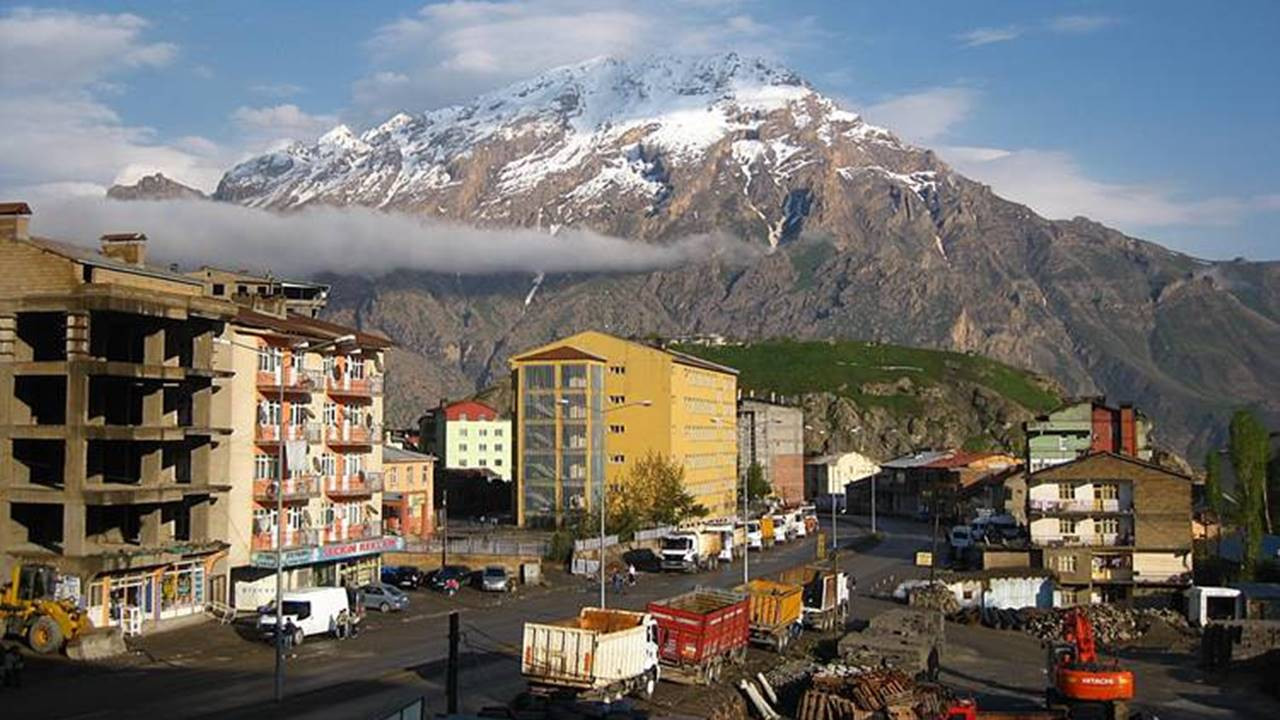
top-left (1230, 410), bottom-right (1270, 578)
top-left (746, 462), bottom-right (770, 501)
top-left (1204, 449), bottom-right (1224, 519)
top-left (608, 452), bottom-right (706, 535)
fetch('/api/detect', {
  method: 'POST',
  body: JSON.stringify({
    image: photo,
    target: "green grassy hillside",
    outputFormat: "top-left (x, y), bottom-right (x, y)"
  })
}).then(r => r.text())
top-left (674, 339), bottom-right (1062, 416)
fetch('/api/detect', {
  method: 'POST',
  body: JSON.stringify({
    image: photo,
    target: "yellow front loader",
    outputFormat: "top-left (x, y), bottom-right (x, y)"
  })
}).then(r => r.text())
top-left (1, 564), bottom-right (93, 654)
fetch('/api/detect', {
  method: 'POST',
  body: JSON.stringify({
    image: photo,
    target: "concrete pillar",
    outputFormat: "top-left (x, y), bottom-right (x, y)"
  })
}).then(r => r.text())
top-left (144, 324), bottom-right (165, 366)
top-left (66, 312), bottom-right (89, 361)
top-left (62, 501), bottom-right (86, 556)
top-left (141, 444), bottom-right (162, 486)
top-left (140, 505), bottom-right (163, 545)
top-left (0, 313), bottom-right (16, 361)
top-left (0, 497), bottom-right (12, 551)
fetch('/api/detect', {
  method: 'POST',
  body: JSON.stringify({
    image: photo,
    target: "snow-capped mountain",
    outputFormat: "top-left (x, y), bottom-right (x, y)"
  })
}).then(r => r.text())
top-left (213, 53), bottom-right (1280, 459)
top-left (216, 53), bottom-right (937, 247)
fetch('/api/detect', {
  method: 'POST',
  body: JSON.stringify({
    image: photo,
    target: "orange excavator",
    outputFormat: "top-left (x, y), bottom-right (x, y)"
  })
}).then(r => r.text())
top-left (1044, 608), bottom-right (1134, 719)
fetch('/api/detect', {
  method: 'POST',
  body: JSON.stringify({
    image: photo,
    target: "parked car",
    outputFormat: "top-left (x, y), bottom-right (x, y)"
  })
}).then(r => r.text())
top-left (480, 565), bottom-right (514, 592)
top-left (428, 565), bottom-right (472, 593)
top-left (258, 587), bottom-right (358, 645)
top-left (382, 565), bottom-right (425, 590)
top-left (360, 583), bottom-right (411, 612)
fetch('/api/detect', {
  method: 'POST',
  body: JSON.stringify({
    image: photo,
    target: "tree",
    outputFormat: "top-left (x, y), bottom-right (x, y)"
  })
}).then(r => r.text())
top-left (746, 462), bottom-right (770, 502)
top-left (1204, 449), bottom-right (1224, 519)
top-left (1230, 410), bottom-right (1270, 578)
top-left (607, 452), bottom-right (705, 537)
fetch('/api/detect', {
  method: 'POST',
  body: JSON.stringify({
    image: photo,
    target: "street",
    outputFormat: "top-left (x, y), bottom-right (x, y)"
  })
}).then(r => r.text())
top-left (7, 517), bottom-right (1276, 719)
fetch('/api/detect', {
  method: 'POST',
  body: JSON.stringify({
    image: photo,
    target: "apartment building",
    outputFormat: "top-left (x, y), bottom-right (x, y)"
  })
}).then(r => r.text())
top-left (1028, 452), bottom-right (1193, 606)
top-left (737, 397), bottom-right (804, 504)
top-left (807, 451), bottom-right (880, 507)
top-left (1025, 398), bottom-right (1152, 473)
top-left (216, 305), bottom-right (395, 610)
top-left (0, 203), bottom-right (237, 633)
top-left (418, 400), bottom-right (511, 480)
top-left (867, 450), bottom-right (1019, 518)
top-left (382, 445), bottom-right (435, 540)
top-left (184, 266), bottom-right (329, 319)
top-left (509, 331), bottom-right (738, 528)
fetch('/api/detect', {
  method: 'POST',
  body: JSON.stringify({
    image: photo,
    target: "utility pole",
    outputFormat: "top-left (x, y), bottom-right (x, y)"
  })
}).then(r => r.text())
top-left (273, 353), bottom-right (285, 704)
top-left (441, 490), bottom-right (448, 569)
top-left (447, 611), bottom-right (459, 713)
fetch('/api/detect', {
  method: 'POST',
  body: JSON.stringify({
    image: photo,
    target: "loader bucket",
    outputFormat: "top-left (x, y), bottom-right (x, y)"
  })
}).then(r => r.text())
top-left (66, 627), bottom-right (126, 660)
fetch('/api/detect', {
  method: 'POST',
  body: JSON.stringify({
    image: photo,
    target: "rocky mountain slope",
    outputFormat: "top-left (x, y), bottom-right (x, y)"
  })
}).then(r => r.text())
top-left (107, 173), bottom-right (207, 201)
top-left (203, 53), bottom-right (1278, 458)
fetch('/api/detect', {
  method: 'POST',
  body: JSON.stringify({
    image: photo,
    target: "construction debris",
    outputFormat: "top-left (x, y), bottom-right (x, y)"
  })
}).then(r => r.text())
top-left (837, 609), bottom-right (944, 680)
top-left (905, 584), bottom-right (959, 616)
top-left (797, 667), bottom-right (949, 720)
top-left (1014, 606), bottom-right (1194, 647)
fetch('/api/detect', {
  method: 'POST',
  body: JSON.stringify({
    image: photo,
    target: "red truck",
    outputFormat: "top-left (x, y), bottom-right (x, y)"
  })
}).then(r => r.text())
top-left (646, 588), bottom-right (750, 684)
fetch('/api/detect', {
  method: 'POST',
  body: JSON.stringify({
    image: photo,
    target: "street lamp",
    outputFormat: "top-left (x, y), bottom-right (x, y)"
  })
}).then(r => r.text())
top-left (215, 331), bottom-right (355, 704)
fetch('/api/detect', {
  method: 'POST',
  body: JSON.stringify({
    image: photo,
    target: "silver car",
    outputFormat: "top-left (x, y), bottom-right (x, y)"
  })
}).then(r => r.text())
top-left (479, 566), bottom-right (513, 592)
top-left (359, 582), bottom-right (410, 612)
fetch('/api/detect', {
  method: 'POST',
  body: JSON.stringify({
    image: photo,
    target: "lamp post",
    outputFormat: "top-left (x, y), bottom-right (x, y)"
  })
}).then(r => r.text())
top-left (216, 331), bottom-right (354, 704)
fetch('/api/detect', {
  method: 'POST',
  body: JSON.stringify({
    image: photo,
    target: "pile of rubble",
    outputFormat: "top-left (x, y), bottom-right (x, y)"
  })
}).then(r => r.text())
top-left (796, 667), bottom-right (949, 720)
top-left (964, 605), bottom-right (1194, 646)
top-left (905, 583), bottom-right (960, 615)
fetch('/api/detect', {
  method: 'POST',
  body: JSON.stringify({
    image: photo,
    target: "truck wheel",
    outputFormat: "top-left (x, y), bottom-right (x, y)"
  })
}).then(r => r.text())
top-left (28, 616), bottom-right (62, 654)
top-left (642, 669), bottom-right (657, 698)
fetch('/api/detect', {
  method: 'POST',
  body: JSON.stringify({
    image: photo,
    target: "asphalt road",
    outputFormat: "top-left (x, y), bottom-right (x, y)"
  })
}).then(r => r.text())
top-left (9, 515), bottom-right (925, 720)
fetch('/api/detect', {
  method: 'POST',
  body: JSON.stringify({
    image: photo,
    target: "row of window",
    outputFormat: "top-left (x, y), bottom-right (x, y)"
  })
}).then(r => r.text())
top-left (456, 443), bottom-right (503, 452)
top-left (254, 502), bottom-right (364, 531)
top-left (257, 400), bottom-right (374, 427)
top-left (456, 426), bottom-right (504, 437)
top-left (257, 348), bottom-right (367, 378)
top-left (1056, 517), bottom-right (1121, 535)
top-left (254, 452), bottom-right (364, 479)
top-left (1056, 482), bottom-right (1120, 500)
top-left (456, 457), bottom-right (503, 468)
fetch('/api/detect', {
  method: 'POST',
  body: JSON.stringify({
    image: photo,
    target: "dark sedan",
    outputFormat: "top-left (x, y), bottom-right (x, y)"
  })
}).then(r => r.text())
top-left (382, 565), bottom-right (425, 590)
top-left (427, 565), bottom-right (472, 593)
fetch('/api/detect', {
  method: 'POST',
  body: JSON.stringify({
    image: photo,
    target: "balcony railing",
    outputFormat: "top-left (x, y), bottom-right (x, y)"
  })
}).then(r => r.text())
top-left (326, 374), bottom-right (384, 397)
top-left (254, 423), bottom-right (321, 444)
top-left (256, 367), bottom-right (324, 392)
top-left (253, 476), bottom-right (320, 503)
top-left (323, 523), bottom-right (376, 544)
top-left (323, 423), bottom-right (381, 446)
top-left (1030, 498), bottom-right (1128, 513)
top-left (251, 528), bottom-right (320, 551)
top-left (1091, 567), bottom-right (1134, 582)
top-left (1040, 533), bottom-right (1131, 548)
top-left (324, 471), bottom-right (383, 497)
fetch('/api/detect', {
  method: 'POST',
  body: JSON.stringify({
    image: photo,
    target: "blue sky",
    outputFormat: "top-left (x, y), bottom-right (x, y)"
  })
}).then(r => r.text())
top-left (1, 1), bottom-right (1277, 259)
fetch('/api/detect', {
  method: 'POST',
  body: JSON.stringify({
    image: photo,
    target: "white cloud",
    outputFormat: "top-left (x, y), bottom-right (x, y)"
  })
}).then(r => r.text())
top-left (863, 87), bottom-right (977, 144)
top-left (1048, 15), bottom-right (1117, 34)
top-left (942, 145), bottom-right (1257, 228)
top-left (955, 26), bottom-right (1021, 47)
top-left (231, 104), bottom-right (339, 144)
top-left (250, 82), bottom-right (305, 98)
top-left (353, 0), bottom-right (820, 119)
top-left (0, 8), bottom-right (225, 194)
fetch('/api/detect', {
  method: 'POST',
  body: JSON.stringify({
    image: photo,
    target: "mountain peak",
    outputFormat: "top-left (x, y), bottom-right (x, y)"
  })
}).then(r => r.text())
top-left (107, 173), bottom-right (207, 201)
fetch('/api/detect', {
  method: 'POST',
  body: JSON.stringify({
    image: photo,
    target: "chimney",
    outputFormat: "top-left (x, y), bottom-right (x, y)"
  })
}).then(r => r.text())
top-left (0, 202), bottom-right (32, 241)
top-left (1119, 404), bottom-right (1136, 456)
top-left (100, 232), bottom-right (147, 266)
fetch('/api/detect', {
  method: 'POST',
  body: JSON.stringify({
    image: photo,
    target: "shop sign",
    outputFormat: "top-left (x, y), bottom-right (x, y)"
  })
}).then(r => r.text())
top-left (250, 546), bottom-right (320, 569)
top-left (320, 535), bottom-right (404, 561)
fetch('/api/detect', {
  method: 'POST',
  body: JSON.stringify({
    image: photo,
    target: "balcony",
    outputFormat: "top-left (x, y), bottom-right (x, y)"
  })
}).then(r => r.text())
top-left (254, 422), bottom-right (322, 444)
top-left (326, 374), bottom-right (383, 398)
top-left (324, 471), bottom-right (383, 497)
top-left (322, 523), bottom-right (376, 544)
top-left (251, 528), bottom-right (320, 551)
top-left (1040, 533), bottom-right (1132, 548)
top-left (252, 476), bottom-right (320, 503)
top-left (1091, 567), bottom-right (1134, 582)
top-left (323, 423), bottom-right (381, 446)
top-left (257, 367), bottom-right (323, 393)
top-left (1029, 498), bottom-right (1128, 514)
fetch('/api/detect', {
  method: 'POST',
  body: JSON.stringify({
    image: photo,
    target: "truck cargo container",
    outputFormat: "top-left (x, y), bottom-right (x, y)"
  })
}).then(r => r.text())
top-left (660, 529), bottom-right (723, 572)
top-left (522, 608), bottom-right (659, 700)
top-left (769, 512), bottom-right (794, 543)
top-left (779, 564), bottom-right (851, 631)
top-left (739, 578), bottom-right (804, 651)
top-left (749, 516), bottom-right (777, 550)
top-left (703, 519), bottom-right (746, 563)
top-left (646, 588), bottom-right (749, 684)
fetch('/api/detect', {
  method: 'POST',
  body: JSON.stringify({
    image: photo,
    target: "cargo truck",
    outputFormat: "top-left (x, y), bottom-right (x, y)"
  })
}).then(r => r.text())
top-left (522, 608), bottom-right (660, 701)
top-left (660, 529), bottom-right (723, 572)
top-left (703, 520), bottom-right (746, 563)
top-left (748, 516), bottom-right (776, 550)
top-left (779, 564), bottom-right (851, 631)
top-left (769, 512), bottom-right (794, 543)
top-left (646, 588), bottom-right (749, 684)
top-left (739, 578), bottom-right (804, 652)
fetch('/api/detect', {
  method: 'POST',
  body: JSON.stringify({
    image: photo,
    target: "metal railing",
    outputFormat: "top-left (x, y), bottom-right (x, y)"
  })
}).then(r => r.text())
top-left (254, 423), bottom-right (313, 443)
top-left (326, 374), bottom-right (384, 397)
top-left (251, 528), bottom-right (320, 551)
top-left (323, 423), bottom-right (382, 445)
top-left (323, 523), bottom-right (377, 544)
top-left (253, 475), bottom-right (320, 502)
top-left (256, 367), bottom-right (324, 391)
top-left (409, 536), bottom-right (549, 557)
top-left (323, 471), bottom-right (384, 496)
top-left (1030, 498), bottom-right (1128, 513)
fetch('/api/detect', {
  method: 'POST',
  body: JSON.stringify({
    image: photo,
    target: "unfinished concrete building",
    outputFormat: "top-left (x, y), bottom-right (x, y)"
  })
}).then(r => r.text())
top-left (0, 203), bottom-right (237, 633)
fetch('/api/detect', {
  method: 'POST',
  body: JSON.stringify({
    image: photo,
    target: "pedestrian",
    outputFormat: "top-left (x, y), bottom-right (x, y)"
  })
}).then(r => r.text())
top-left (612, 571), bottom-right (624, 595)
top-left (627, 563), bottom-right (638, 586)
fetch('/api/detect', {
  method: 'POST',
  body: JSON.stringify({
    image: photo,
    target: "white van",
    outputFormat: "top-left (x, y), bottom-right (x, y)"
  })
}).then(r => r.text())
top-left (258, 587), bottom-right (357, 645)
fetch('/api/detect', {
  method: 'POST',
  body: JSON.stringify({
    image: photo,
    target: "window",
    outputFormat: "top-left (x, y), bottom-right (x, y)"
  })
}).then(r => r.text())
top-left (459, 443), bottom-right (468, 452)
top-left (609, 365), bottom-right (626, 375)
top-left (387, 467), bottom-right (397, 487)
top-left (494, 443), bottom-right (503, 452)
top-left (288, 403), bottom-right (307, 426)
top-left (1095, 483), bottom-right (1119, 500)
top-left (458, 428), bottom-right (468, 437)
top-left (254, 454), bottom-right (278, 480)
top-left (258, 347), bottom-right (281, 373)
top-left (610, 454), bottom-right (625, 464)
top-left (608, 395), bottom-right (626, 405)
top-left (319, 453), bottom-right (336, 477)
top-left (1055, 555), bottom-right (1077, 573)
top-left (1097, 517), bottom-right (1119, 536)
top-left (323, 402), bottom-right (337, 427)
top-left (1058, 518), bottom-right (1077, 535)
top-left (344, 453), bottom-right (364, 476)
top-left (1057, 483), bottom-right (1074, 501)
top-left (259, 400), bottom-right (281, 426)
top-left (458, 459), bottom-right (467, 467)
top-left (237, 284), bottom-right (248, 295)
top-left (479, 428), bottom-right (488, 437)
top-left (212, 283), bottom-right (225, 296)
top-left (323, 356), bottom-right (335, 377)
top-left (348, 358), bottom-right (365, 379)
top-left (494, 458), bottom-right (503, 467)
top-left (609, 424), bottom-right (625, 434)
top-left (479, 444), bottom-right (487, 452)
top-left (494, 428), bottom-right (503, 437)
top-left (479, 458), bottom-right (487, 467)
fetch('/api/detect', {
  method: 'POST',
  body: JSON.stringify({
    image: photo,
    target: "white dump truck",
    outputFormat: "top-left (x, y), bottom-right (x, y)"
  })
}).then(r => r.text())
top-left (660, 529), bottom-right (723, 572)
top-left (703, 519), bottom-right (746, 564)
top-left (522, 608), bottom-right (660, 700)
top-left (779, 564), bottom-right (852, 631)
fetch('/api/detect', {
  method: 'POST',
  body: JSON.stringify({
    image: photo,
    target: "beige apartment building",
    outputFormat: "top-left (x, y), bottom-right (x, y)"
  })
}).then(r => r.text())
top-left (216, 306), bottom-right (394, 610)
top-left (0, 203), bottom-right (237, 633)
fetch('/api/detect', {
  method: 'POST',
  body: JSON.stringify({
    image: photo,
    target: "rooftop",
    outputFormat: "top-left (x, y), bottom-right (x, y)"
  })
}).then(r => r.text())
top-left (383, 445), bottom-right (435, 463)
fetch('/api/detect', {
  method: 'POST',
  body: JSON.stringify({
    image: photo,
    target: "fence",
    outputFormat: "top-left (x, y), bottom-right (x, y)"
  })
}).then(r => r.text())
top-left (573, 535), bottom-right (620, 553)
top-left (408, 536), bottom-right (548, 557)
top-left (633, 525), bottom-right (675, 542)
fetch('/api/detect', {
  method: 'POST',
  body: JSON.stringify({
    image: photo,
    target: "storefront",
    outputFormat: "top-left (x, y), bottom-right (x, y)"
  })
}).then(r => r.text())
top-left (84, 552), bottom-right (224, 634)
top-left (234, 535), bottom-right (404, 609)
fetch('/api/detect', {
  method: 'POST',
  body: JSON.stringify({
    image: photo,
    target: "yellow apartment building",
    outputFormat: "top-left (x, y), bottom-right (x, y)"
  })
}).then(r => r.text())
top-left (509, 331), bottom-right (738, 528)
